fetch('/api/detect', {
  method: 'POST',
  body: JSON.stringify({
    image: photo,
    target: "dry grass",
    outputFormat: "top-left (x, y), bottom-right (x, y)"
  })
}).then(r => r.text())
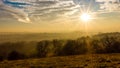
top-left (0, 54), bottom-right (120, 68)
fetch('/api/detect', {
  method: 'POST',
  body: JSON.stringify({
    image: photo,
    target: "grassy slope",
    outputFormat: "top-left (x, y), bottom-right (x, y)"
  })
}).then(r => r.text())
top-left (0, 54), bottom-right (120, 68)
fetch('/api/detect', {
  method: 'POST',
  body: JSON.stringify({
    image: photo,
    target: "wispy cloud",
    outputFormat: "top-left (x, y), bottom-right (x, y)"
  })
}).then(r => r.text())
top-left (29, 0), bottom-right (77, 22)
top-left (96, 0), bottom-right (120, 11)
top-left (0, 0), bottom-right (33, 23)
top-left (73, 0), bottom-right (120, 12)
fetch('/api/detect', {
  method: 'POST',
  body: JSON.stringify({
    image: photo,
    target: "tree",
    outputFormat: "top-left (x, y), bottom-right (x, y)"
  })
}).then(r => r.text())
top-left (91, 39), bottom-right (105, 53)
top-left (62, 40), bottom-right (87, 56)
top-left (8, 50), bottom-right (25, 60)
top-left (36, 41), bottom-right (49, 58)
top-left (52, 40), bottom-right (63, 56)
top-left (0, 56), bottom-right (3, 61)
top-left (101, 35), bottom-right (120, 53)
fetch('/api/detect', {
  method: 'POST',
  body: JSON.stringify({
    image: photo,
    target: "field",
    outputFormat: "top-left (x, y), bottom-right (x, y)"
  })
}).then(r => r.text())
top-left (0, 54), bottom-right (120, 68)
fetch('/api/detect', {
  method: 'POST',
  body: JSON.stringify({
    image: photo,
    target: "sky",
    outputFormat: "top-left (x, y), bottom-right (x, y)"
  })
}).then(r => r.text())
top-left (0, 0), bottom-right (120, 33)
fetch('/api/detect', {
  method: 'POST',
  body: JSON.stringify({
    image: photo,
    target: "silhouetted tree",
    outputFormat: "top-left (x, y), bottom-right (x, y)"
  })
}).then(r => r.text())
top-left (8, 50), bottom-right (25, 60)
top-left (0, 56), bottom-right (3, 61)
top-left (36, 41), bottom-right (49, 58)
top-left (76, 37), bottom-right (88, 54)
top-left (100, 35), bottom-right (120, 53)
top-left (52, 40), bottom-right (63, 56)
top-left (91, 39), bottom-right (105, 53)
top-left (109, 41), bottom-right (120, 53)
top-left (62, 40), bottom-right (76, 55)
top-left (62, 40), bottom-right (87, 56)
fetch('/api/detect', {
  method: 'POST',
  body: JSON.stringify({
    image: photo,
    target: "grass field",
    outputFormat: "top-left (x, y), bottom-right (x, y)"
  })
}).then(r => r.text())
top-left (0, 54), bottom-right (120, 68)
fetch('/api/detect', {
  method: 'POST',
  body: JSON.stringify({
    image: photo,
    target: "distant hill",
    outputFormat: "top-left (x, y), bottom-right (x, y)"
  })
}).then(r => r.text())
top-left (0, 32), bottom-right (96, 43)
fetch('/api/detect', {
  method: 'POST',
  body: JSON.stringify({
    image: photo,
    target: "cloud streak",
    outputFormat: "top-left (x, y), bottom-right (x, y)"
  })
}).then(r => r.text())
top-left (0, 0), bottom-right (33, 23)
top-left (29, 0), bottom-right (77, 22)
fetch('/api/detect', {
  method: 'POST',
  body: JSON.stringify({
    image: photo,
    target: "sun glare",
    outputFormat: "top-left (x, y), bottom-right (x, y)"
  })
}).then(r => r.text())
top-left (80, 13), bottom-right (92, 22)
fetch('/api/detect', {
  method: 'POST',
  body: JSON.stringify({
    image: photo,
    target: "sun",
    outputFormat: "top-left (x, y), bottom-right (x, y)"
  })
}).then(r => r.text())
top-left (80, 13), bottom-right (92, 22)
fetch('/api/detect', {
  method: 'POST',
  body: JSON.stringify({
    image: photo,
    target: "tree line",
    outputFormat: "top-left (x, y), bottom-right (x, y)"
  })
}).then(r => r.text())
top-left (0, 33), bottom-right (120, 61)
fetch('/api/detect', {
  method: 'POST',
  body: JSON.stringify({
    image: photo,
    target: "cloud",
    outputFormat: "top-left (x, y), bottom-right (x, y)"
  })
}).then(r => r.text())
top-left (73, 0), bottom-right (120, 12)
top-left (0, 0), bottom-right (84, 23)
top-left (29, 0), bottom-right (77, 21)
top-left (1, 0), bottom-right (69, 23)
top-left (0, 0), bottom-right (33, 23)
top-left (97, 0), bottom-right (120, 11)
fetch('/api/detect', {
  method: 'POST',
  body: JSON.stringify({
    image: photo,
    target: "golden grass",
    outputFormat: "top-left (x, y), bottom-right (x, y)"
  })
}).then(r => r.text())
top-left (0, 54), bottom-right (120, 68)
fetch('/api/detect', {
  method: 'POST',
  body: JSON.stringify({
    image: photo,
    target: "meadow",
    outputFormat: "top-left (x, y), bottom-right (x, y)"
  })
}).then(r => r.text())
top-left (1, 54), bottom-right (120, 68)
